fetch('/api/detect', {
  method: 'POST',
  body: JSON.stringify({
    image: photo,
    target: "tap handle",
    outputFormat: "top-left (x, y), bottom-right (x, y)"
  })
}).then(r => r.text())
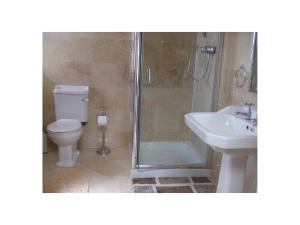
top-left (245, 102), bottom-right (255, 110)
top-left (245, 102), bottom-right (254, 107)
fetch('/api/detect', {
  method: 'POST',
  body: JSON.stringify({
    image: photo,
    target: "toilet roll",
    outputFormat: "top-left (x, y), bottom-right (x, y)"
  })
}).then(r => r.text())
top-left (97, 115), bottom-right (108, 126)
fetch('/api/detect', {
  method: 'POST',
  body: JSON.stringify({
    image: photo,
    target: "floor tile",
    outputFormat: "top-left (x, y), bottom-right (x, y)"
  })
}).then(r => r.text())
top-left (158, 177), bottom-right (190, 184)
top-left (194, 185), bottom-right (216, 193)
top-left (134, 186), bottom-right (155, 193)
top-left (156, 186), bottom-right (193, 193)
top-left (43, 165), bottom-right (96, 193)
top-left (102, 149), bottom-right (130, 176)
top-left (132, 178), bottom-right (156, 184)
top-left (77, 149), bottom-right (106, 175)
top-left (191, 177), bottom-right (212, 183)
top-left (42, 149), bottom-right (57, 174)
top-left (43, 147), bottom-right (216, 194)
top-left (88, 174), bottom-right (132, 193)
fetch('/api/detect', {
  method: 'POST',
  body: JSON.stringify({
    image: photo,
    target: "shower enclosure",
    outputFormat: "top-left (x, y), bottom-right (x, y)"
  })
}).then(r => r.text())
top-left (131, 32), bottom-right (222, 177)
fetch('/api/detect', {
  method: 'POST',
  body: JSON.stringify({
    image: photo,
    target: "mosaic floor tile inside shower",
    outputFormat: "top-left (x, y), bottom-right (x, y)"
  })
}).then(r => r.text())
top-left (132, 177), bottom-right (216, 193)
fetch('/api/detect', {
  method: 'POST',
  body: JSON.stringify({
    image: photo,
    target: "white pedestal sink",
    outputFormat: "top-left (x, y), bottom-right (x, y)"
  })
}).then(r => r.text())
top-left (185, 106), bottom-right (257, 193)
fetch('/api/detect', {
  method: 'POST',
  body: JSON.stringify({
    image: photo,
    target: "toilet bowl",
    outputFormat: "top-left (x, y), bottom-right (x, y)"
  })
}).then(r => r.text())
top-left (47, 119), bottom-right (83, 167)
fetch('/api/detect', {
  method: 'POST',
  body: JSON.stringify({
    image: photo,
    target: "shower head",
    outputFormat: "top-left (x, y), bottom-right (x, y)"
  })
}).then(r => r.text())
top-left (200, 45), bottom-right (216, 55)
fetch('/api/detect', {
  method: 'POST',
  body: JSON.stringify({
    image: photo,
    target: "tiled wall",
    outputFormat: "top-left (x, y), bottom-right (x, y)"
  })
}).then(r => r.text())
top-left (43, 32), bottom-right (132, 149)
top-left (140, 33), bottom-right (196, 141)
top-left (211, 32), bottom-right (257, 192)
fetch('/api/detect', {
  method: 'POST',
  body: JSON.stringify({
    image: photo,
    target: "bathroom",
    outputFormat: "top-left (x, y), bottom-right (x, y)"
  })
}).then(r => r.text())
top-left (43, 32), bottom-right (257, 193)
top-left (4, 0), bottom-right (300, 224)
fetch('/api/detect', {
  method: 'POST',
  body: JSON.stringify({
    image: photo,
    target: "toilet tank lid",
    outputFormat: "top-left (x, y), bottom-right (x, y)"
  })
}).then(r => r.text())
top-left (53, 85), bottom-right (89, 95)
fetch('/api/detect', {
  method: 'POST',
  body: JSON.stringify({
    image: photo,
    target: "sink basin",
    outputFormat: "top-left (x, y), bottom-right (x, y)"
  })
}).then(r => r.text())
top-left (185, 106), bottom-right (257, 193)
top-left (185, 111), bottom-right (257, 154)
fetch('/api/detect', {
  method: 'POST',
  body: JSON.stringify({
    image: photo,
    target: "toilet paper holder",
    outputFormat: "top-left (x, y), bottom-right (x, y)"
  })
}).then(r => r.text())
top-left (97, 106), bottom-right (107, 117)
top-left (96, 107), bottom-right (111, 156)
top-left (96, 107), bottom-right (109, 126)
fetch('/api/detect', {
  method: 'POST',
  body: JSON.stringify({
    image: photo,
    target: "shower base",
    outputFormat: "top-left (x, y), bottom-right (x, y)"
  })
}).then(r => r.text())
top-left (140, 141), bottom-right (206, 166)
top-left (131, 141), bottom-right (210, 178)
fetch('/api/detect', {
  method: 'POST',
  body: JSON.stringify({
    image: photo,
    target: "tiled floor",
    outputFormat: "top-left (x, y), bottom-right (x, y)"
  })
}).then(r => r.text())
top-left (43, 148), bottom-right (216, 193)
top-left (43, 147), bottom-right (132, 193)
top-left (132, 177), bottom-right (216, 193)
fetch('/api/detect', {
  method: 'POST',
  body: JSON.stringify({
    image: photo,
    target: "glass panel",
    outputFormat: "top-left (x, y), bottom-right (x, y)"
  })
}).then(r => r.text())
top-left (190, 32), bottom-right (220, 165)
top-left (249, 33), bottom-right (257, 93)
top-left (138, 32), bottom-right (219, 167)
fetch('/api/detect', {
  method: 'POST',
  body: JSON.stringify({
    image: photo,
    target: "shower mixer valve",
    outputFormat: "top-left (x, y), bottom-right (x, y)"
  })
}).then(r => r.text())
top-left (200, 45), bottom-right (217, 54)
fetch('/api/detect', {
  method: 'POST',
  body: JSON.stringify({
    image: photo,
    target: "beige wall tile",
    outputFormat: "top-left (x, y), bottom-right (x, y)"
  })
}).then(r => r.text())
top-left (43, 32), bottom-right (132, 41)
top-left (43, 32), bottom-right (132, 150)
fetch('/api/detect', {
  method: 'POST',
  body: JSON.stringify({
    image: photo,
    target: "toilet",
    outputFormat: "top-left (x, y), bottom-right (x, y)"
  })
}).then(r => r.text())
top-left (47, 85), bottom-right (89, 167)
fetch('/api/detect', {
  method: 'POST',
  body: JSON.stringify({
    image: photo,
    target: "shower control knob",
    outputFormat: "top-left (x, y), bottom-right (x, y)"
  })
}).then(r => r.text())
top-left (200, 45), bottom-right (217, 54)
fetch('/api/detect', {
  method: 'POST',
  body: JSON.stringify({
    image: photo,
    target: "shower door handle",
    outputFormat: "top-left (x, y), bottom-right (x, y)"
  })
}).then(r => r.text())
top-left (146, 64), bottom-right (151, 87)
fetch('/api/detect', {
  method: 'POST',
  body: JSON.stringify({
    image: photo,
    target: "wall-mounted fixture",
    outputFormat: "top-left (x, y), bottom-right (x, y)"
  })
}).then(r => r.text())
top-left (234, 65), bottom-right (247, 88)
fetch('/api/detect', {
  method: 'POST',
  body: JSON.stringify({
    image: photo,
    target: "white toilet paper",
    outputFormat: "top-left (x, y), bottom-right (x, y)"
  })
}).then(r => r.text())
top-left (97, 115), bottom-right (108, 126)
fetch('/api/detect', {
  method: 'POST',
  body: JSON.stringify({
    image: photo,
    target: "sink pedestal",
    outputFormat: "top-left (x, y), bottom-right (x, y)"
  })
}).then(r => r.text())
top-left (185, 106), bottom-right (257, 193)
top-left (217, 153), bottom-right (248, 193)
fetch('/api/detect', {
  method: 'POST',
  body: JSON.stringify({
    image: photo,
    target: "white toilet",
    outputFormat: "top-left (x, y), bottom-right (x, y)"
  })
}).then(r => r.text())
top-left (47, 85), bottom-right (89, 167)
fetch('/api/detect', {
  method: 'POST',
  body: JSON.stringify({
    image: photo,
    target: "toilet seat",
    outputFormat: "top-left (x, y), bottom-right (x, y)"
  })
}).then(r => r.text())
top-left (47, 119), bottom-right (81, 134)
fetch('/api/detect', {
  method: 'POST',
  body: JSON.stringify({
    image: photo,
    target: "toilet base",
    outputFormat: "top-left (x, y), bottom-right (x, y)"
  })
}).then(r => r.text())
top-left (56, 145), bottom-right (79, 168)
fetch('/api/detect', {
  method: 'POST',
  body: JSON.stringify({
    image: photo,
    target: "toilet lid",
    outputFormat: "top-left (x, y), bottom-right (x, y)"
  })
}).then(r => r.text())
top-left (47, 119), bottom-right (81, 133)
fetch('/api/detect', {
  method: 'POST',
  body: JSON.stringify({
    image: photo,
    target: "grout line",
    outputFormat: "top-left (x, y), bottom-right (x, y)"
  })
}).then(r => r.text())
top-left (190, 184), bottom-right (197, 193)
top-left (155, 183), bottom-right (192, 187)
top-left (132, 183), bottom-right (157, 186)
top-left (153, 184), bottom-right (157, 193)
top-left (134, 183), bottom-right (192, 187)
top-left (155, 177), bottom-right (160, 185)
top-left (188, 177), bottom-right (194, 184)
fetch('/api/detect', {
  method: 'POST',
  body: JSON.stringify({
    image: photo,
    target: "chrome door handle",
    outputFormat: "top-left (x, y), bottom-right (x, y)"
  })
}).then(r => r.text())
top-left (146, 64), bottom-right (151, 87)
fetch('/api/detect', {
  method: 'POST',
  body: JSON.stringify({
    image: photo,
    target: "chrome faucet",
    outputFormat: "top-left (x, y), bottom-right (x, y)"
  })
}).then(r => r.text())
top-left (245, 102), bottom-right (254, 120)
top-left (234, 103), bottom-right (257, 132)
top-left (235, 102), bottom-right (256, 121)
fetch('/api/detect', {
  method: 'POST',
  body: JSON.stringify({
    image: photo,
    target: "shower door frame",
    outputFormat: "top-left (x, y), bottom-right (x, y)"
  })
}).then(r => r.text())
top-left (131, 32), bottom-right (223, 170)
top-left (131, 32), bottom-right (142, 169)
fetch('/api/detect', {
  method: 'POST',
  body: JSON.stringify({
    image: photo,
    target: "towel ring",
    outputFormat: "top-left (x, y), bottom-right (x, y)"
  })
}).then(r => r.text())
top-left (235, 65), bottom-right (247, 88)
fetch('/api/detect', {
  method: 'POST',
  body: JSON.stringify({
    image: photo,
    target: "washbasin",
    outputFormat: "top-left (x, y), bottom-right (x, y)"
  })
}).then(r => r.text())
top-left (185, 109), bottom-right (257, 154)
top-left (185, 105), bottom-right (257, 192)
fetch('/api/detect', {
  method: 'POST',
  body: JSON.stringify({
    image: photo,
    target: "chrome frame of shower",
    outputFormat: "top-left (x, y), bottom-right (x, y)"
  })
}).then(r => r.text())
top-left (131, 32), bottom-right (223, 170)
top-left (131, 32), bottom-right (142, 169)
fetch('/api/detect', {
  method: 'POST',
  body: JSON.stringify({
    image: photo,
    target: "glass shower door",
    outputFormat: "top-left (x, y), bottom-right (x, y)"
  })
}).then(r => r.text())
top-left (138, 32), bottom-right (198, 167)
top-left (136, 32), bottom-right (220, 168)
